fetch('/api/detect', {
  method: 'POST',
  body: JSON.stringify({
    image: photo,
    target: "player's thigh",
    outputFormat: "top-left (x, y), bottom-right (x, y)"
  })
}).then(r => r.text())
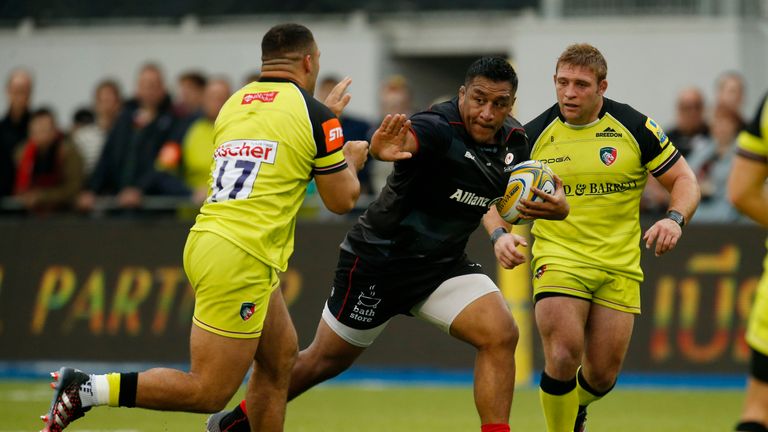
top-left (747, 273), bottom-right (768, 356)
top-left (324, 250), bottom-right (394, 348)
top-left (254, 288), bottom-right (298, 374)
top-left (184, 230), bottom-right (279, 339)
top-left (410, 273), bottom-right (513, 345)
top-left (582, 303), bottom-right (635, 373)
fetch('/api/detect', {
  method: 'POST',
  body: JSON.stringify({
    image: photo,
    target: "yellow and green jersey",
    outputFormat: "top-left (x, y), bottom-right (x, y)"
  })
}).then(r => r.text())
top-left (525, 98), bottom-right (680, 281)
top-left (191, 78), bottom-right (347, 271)
top-left (736, 92), bottom-right (768, 270)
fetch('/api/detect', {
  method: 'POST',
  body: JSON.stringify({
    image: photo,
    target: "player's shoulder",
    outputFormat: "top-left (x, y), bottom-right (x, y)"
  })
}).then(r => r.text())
top-left (419, 99), bottom-right (456, 125)
top-left (524, 103), bottom-right (561, 144)
top-left (601, 97), bottom-right (648, 131)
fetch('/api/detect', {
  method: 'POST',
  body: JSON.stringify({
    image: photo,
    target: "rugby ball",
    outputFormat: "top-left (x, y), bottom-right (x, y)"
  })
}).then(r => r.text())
top-left (494, 160), bottom-right (556, 225)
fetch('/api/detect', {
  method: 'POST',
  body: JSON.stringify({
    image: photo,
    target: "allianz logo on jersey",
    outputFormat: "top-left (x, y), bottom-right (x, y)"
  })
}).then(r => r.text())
top-left (596, 127), bottom-right (622, 138)
top-left (449, 188), bottom-right (491, 207)
top-left (214, 140), bottom-right (278, 163)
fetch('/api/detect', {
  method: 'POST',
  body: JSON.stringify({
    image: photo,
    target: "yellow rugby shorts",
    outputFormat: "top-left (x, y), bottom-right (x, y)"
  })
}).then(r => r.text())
top-left (532, 263), bottom-right (641, 314)
top-left (183, 230), bottom-right (279, 338)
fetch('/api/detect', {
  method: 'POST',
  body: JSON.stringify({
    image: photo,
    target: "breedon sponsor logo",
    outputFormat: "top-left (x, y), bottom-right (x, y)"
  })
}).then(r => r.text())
top-left (596, 127), bottom-right (622, 138)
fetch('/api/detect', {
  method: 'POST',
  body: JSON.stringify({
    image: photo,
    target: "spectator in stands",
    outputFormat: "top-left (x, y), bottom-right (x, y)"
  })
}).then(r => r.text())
top-left (667, 87), bottom-right (709, 157)
top-left (77, 63), bottom-right (176, 211)
top-left (71, 80), bottom-right (123, 178)
top-left (175, 71), bottom-right (206, 119)
top-left (0, 68), bottom-right (33, 198)
top-left (641, 87), bottom-right (708, 214)
top-left (686, 105), bottom-right (746, 223)
top-left (13, 108), bottom-right (84, 212)
top-left (180, 77), bottom-right (231, 204)
top-left (172, 71), bottom-right (207, 141)
top-left (716, 71), bottom-right (746, 126)
top-left (370, 74), bottom-right (415, 193)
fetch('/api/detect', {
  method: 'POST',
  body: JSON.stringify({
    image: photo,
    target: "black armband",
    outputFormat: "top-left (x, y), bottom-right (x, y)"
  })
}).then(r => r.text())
top-left (490, 227), bottom-right (508, 245)
top-left (665, 209), bottom-right (685, 228)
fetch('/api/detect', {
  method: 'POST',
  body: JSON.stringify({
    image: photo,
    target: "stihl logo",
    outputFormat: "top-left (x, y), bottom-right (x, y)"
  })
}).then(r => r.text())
top-left (328, 127), bottom-right (343, 141)
top-left (241, 91), bottom-right (279, 104)
top-left (322, 118), bottom-right (344, 152)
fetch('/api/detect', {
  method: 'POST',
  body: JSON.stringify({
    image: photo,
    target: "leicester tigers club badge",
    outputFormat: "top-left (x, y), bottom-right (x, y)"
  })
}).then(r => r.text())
top-left (600, 147), bottom-right (617, 166)
top-left (240, 302), bottom-right (256, 321)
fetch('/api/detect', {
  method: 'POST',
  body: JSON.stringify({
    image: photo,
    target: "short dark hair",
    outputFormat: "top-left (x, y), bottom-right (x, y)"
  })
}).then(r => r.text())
top-left (95, 79), bottom-right (121, 99)
top-left (179, 71), bottom-right (207, 89)
top-left (465, 57), bottom-right (518, 92)
top-left (73, 108), bottom-right (95, 125)
top-left (261, 23), bottom-right (316, 61)
top-left (31, 107), bottom-right (56, 123)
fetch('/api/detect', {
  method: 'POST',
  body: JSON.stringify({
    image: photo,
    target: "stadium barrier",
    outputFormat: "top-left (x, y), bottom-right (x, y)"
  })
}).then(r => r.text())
top-left (0, 218), bottom-right (763, 378)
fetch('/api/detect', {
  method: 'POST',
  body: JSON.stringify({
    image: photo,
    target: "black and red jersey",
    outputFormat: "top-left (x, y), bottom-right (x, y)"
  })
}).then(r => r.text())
top-left (342, 98), bottom-right (529, 269)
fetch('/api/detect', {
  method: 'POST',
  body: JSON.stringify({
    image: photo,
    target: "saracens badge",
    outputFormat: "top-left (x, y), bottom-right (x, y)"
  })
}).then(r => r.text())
top-left (504, 153), bottom-right (515, 165)
top-left (600, 147), bottom-right (617, 166)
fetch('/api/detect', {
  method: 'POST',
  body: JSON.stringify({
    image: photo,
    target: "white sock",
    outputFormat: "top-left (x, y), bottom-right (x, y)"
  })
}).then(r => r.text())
top-left (79, 374), bottom-right (110, 407)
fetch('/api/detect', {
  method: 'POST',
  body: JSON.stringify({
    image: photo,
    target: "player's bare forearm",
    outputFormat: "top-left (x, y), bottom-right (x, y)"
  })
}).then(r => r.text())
top-left (315, 169), bottom-right (360, 214)
top-left (482, 206), bottom-right (510, 235)
top-left (659, 158), bottom-right (700, 223)
top-left (642, 158), bottom-right (700, 257)
top-left (484, 207), bottom-right (527, 269)
top-left (666, 174), bottom-right (700, 223)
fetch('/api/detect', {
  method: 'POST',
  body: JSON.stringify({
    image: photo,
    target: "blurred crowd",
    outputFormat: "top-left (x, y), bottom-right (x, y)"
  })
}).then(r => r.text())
top-left (641, 71), bottom-right (751, 224)
top-left (0, 63), bottom-right (754, 224)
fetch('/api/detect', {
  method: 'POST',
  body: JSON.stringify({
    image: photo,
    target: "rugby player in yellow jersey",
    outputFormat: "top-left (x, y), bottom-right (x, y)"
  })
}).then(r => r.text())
top-left (40, 23), bottom-right (376, 432)
top-left (518, 43), bottom-right (700, 432)
top-left (729, 92), bottom-right (768, 432)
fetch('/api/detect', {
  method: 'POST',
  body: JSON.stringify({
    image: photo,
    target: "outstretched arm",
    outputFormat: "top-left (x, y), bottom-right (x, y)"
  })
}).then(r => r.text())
top-left (369, 114), bottom-right (415, 161)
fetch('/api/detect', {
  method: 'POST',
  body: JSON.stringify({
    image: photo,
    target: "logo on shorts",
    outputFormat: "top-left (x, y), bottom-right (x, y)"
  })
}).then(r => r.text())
top-left (349, 285), bottom-right (380, 324)
top-left (535, 265), bottom-right (547, 279)
top-left (240, 302), bottom-right (256, 321)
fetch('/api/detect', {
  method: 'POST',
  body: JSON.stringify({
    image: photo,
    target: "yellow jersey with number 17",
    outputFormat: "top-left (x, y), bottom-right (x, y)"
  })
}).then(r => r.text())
top-left (525, 98), bottom-right (680, 281)
top-left (191, 78), bottom-right (348, 272)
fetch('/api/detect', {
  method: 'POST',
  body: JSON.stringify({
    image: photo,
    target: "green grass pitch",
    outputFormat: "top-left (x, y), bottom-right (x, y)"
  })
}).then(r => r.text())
top-left (1, 380), bottom-right (744, 431)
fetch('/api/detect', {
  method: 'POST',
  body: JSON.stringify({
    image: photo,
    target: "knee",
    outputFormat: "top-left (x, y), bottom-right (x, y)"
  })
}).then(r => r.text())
top-left (475, 319), bottom-right (519, 354)
top-left (582, 368), bottom-right (618, 392)
top-left (547, 342), bottom-right (581, 371)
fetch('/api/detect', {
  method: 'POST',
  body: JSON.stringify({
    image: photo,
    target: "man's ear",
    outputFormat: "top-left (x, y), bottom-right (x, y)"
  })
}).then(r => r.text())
top-left (598, 79), bottom-right (608, 96)
top-left (303, 54), bottom-right (313, 73)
